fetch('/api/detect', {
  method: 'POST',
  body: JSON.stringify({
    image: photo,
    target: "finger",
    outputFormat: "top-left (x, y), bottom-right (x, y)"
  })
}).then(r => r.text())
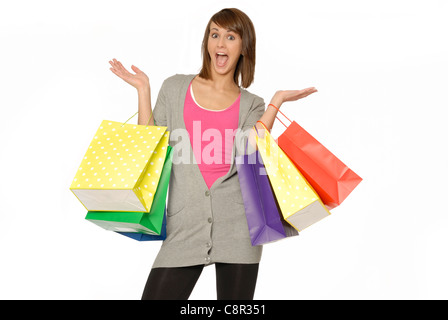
top-left (110, 67), bottom-right (123, 78)
top-left (131, 65), bottom-right (143, 74)
top-left (301, 87), bottom-right (316, 92)
top-left (112, 58), bottom-right (120, 69)
top-left (114, 59), bottom-right (124, 71)
top-left (109, 60), bottom-right (121, 73)
top-left (302, 90), bottom-right (317, 98)
top-left (117, 60), bottom-right (133, 75)
top-left (297, 88), bottom-right (316, 97)
top-left (110, 64), bottom-right (129, 81)
top-left (112, 59), bottom-right (126, 73)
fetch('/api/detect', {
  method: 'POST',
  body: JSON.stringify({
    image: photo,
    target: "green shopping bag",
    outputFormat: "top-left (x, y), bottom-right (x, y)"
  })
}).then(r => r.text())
top-left (85, 146), bottom-right (173, 235)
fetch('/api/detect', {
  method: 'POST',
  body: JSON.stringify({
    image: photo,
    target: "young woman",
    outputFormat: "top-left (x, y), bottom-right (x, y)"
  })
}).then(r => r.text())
top-left (109, 8), bottom-right (316, 300)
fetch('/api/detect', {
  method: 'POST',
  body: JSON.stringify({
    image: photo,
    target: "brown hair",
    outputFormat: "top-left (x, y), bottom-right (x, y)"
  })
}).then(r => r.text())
top-left (198, 8), bottom-right (256, 88)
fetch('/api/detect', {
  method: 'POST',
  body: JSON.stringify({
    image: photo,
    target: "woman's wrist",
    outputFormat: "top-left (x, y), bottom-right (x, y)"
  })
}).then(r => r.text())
top-left (137, 85), bottom-right (150, 95)
top-left (269, 91), bottom-right (284, 109)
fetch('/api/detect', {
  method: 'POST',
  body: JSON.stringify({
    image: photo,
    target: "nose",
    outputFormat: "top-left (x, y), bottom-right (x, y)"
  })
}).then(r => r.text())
top-left (217, 36), bottom-right (225, 48)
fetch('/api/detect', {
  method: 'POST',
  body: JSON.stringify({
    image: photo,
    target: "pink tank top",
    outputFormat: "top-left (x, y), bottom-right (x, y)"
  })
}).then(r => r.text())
top-left (184, 82), bottom-right (240, 189)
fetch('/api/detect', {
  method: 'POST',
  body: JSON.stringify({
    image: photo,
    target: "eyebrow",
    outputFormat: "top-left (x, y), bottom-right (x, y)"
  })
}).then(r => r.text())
top-left (210, 27), bottom-right (235, 33)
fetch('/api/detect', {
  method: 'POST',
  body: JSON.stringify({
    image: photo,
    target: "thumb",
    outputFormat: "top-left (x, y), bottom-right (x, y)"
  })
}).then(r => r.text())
top-left (131, 65), bottom-right (141, 73)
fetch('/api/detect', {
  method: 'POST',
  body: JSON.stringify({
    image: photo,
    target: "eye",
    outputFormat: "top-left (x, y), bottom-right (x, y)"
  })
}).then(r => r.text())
top-left (228, 35), bottom-right (235, 40)
top-left (211, 33), bottom-right (218, 39)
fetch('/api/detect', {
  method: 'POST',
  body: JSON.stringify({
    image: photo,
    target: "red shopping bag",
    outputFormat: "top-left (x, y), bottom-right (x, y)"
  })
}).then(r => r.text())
top-left (270, 105), bottom-right (362, 210)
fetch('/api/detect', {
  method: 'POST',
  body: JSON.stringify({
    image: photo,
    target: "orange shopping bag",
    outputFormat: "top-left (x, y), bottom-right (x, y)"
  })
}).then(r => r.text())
top-left (272, 105), bottom-right (362, 210)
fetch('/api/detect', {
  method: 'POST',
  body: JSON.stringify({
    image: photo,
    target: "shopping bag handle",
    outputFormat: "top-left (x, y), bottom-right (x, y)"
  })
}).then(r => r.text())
top-left (256, 120), bottom-right (268, 131)
top-left (121, 110), bottom-right (154, 127)
top-left (255, 121), bottom-right (273, 155)
top-left (241, 125), bottom-right (262, 155)
top-left (268, 104), bottom-right (292, 128)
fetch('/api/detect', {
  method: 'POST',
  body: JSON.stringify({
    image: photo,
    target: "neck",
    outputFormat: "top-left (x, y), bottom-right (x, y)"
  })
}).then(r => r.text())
top-left (208, 68), bottom-right (238, 92)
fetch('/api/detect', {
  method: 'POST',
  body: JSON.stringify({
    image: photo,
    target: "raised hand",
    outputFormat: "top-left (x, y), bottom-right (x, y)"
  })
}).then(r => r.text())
top-left (109, 58), bottom-right (149, 91)
top-left (256, 87), bottom-right (318, 133)
top-left (273, 87), bottom-right (318, 104)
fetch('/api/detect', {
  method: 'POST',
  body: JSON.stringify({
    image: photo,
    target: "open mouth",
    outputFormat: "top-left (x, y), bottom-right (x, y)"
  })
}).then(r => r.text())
top-left (215, 53), bottom-right (229, 68)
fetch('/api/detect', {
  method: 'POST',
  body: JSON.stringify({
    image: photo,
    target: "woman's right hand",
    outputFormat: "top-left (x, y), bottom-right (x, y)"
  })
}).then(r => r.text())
top-left (109, 58), bottom-right (150, 91)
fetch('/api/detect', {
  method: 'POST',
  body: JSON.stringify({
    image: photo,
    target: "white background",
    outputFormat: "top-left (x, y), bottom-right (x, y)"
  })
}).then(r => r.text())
top-left (0, 0), bottom-right (447, 300)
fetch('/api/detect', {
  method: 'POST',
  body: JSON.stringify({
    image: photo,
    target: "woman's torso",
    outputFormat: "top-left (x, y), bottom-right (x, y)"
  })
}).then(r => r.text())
top-left (151, 74), bottom-right (264, 268)
top-left (184, 78), bottom-right (241, 189)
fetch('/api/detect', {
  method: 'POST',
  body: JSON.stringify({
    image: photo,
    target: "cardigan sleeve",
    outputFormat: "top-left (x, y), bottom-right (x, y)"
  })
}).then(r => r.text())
top-left (152, 79), bottom-right (168, 127)
top-left (242, 95), bottom-right (265, 131)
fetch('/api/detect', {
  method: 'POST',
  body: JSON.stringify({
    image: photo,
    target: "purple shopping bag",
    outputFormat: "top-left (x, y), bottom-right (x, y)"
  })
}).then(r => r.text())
top-left (236, 137), bottom-right (298, 246)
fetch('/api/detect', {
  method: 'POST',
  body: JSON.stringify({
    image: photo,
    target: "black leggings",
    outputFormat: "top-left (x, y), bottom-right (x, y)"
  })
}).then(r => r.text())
top-left (141, 263), bottom-right (259, 300)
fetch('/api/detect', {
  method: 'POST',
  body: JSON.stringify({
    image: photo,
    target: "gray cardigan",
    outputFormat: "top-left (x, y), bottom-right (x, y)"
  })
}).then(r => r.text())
top-left (152, 74), bottom-right (265, 268)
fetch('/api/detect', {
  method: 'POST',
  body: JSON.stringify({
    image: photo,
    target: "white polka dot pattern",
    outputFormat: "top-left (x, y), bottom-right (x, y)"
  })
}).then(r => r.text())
top-left (70, 120), bottom-right (169, 211)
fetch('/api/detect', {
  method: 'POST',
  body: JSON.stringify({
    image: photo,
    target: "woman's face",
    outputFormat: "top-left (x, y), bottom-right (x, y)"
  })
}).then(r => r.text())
top-left (207, 22), bottom-right (243, 78)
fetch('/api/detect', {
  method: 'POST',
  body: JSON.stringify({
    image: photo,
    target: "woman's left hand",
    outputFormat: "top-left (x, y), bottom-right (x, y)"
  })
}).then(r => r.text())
top-left (255, 87), bottom-right (318, 134)
top-left (272, 87), bottom-right (318, 105)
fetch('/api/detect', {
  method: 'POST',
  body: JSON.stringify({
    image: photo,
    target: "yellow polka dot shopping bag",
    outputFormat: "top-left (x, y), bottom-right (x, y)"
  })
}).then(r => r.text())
top-left (85, 146), bottom-right (172, 236)
top-left (70, 119), bottom-right (170, 213)
top-left (254, 122), bottom-right (330, 232)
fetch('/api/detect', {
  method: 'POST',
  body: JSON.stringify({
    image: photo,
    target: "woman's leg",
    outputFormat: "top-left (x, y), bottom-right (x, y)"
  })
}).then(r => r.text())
top-left (141, 265), bottom-right (204, 300)
top-left (215, 263), bottom-right (259, 300)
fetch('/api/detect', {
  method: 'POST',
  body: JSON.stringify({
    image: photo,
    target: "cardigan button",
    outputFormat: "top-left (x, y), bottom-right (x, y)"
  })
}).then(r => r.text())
top-left (207, 217), bottom-right (213, 223)
top-left (205, 190), bottom-right (210, 197)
